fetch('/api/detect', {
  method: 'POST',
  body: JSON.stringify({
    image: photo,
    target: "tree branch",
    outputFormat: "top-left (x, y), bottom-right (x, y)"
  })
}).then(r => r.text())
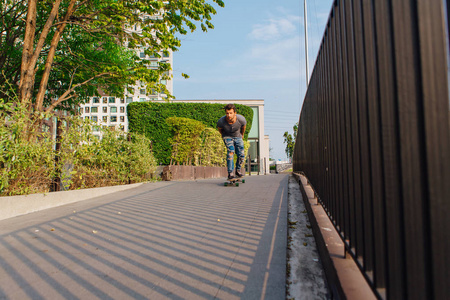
top-left (45, 72), bottom-right (112, 113)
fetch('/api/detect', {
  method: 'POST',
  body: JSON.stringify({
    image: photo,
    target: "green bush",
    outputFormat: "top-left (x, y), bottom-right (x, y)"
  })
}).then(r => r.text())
top-left (127, 102), bottom-right (253, 164)
top-left (166, 116), bottom-right (205, 165)
top-left (199, 128), bottom-right (227, 167)
top-left (58, 117), bottom-right (157, 189)
top-left (0, 104), bottom-right (157, 195)
top-left (0, 102), bottom-right (55, 195)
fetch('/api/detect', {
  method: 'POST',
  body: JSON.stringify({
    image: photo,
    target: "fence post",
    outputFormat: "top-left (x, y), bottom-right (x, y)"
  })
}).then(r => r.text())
top-left (52, 118), bottom-right (62, 192)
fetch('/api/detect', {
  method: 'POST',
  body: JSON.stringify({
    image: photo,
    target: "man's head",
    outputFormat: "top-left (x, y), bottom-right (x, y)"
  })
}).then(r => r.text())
top-left (224, 104), bottom-right (236, 122)
top-left (224, 104), bottom-right (236, 112)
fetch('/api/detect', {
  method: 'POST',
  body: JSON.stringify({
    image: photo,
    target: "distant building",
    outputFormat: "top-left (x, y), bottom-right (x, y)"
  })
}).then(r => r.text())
top-left (162, 99), bottom-right (270, 175)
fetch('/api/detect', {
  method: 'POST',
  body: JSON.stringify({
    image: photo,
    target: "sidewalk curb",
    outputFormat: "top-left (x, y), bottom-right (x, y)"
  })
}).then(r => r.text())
top-left (292, 172), bottom-right (376, 300)
top-left (0, 182), bottom-right (147, 221)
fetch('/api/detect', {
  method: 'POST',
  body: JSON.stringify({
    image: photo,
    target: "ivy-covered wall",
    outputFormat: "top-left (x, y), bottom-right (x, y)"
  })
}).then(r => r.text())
top-left (127, 102), bottom-right (254, 164)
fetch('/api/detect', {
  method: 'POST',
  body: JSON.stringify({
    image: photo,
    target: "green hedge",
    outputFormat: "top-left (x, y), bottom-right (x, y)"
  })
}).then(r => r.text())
top-left (127, 102), bottom-right (253, 164)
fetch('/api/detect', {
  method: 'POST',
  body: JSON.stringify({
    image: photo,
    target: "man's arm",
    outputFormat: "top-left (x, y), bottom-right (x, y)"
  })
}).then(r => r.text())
top-left (218, 127), bottom-right (223, 136)
top-left (240, 125), bottom-right (246, 136)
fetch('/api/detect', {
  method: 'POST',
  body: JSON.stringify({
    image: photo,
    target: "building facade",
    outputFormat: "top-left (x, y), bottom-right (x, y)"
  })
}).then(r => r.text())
top-left (163, 99), bottom-right (270, 175)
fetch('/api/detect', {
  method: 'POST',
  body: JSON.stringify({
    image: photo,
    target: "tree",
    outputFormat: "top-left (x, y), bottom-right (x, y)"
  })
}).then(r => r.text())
top-left (1, 0), bottom-right (224, 126)
top-left (283, 122), bottom-right (298, 160)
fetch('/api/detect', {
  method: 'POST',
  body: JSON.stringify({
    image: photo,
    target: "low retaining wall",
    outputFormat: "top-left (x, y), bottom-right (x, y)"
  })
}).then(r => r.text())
top-left (0, 182), bottom-right (146, 222)
top-left (0, 166), bottom-right (227, 221)
top-left (162, 165), bottom-right (227, 181)
top-left (276, 163), bottom-right (292, 173)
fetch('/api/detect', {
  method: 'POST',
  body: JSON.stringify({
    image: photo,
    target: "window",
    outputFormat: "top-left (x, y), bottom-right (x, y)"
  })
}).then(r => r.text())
top-left (150, 89), bottom-right (157, 95)
top-left (93, 97), bottom-right (100, 103)
top-left (163, 51), bottom-right (169, 58)
top-left (140, 98), bottom-right (146, 102)
top-left (140, 88), bottom-right (146, 94)
top-left (103, 97), bottom-right (107, 103)
top-left (140, 52), bottom-right (145, 58)
top-left (91, 116), bottom-right (98, 122)
top-left (102, 116), bottom-right (108, 122)
top-left (120, 107), bottom-right (125, 113)
top-left (110, 107), bottom-right (117, 113)
top-left (120, 98), bottom-right (125, 104)
top-left (108, 97), bottom-right (115, 103)
top-left (91, 107), bottom-right (98, 113)
top-left (85, 107), bottom-right (90, 113)
top-left (150, 61), bottom-right (158, 68)
top-left (161, 79), bottom-right (167, 85)
top-left (120, 116), bottom-right (125, 122)
top-left (126, 97), bottom-right (133, 103)
top-left (103, 107), bottom-right (107, 113)
top-left (110, 116), bottom-right (117, 122)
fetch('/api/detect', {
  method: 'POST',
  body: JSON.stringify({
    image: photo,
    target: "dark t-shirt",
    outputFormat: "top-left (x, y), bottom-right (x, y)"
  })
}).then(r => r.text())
top-left (217, 114), bottom-right (247, 138)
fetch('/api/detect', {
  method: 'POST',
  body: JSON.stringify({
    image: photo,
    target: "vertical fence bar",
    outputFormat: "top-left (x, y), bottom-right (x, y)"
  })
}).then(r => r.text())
top-left (339, 0), bottom-right (354, 248)
top-left (416, 1), bottom-right (450, 299)
top-left (361, 0), bottom-right (387, 292)
top-left (390, 1), bottom-right (430, 299)
top-left (345, 0), bottom-right (364, 264)
top-left (343, 0), bottom-right (359, 252)
top-left (373, 1), bottom-right (406, 298)
top-left (352, 0), bottom-right (374, 274)
top-left (329, 4), bottom-right (339, 230)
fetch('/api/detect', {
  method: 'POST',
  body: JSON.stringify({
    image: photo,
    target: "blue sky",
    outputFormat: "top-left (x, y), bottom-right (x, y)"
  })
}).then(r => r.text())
top-left (172, 0), bottom-right (334, 160)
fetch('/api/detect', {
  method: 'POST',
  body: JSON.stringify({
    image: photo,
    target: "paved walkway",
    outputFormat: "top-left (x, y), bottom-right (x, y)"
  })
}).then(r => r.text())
top-left (0, 175), bottom-right (288, 300)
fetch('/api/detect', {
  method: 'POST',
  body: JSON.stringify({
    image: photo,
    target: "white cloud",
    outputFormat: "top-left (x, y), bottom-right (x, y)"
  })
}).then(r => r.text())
top-left (226, 12), bottom-right (302, 81)
top-left (248, 14), bottom-right (300, 41)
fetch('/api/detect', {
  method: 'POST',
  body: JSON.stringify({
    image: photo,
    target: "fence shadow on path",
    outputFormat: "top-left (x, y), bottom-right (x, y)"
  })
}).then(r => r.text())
top-left (0, 175), bottom-right (288, 300)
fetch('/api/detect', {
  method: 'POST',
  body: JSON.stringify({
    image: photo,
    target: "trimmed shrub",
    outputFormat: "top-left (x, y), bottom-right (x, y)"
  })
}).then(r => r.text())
top-left (199, 128), bottom-right (226, 167)
top-left (166, 117), bottom-right (205, 165)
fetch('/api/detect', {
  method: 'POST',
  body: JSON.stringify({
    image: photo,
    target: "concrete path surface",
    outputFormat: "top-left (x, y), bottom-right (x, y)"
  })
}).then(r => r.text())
top-left (0, 175), bottom-right (288, 300)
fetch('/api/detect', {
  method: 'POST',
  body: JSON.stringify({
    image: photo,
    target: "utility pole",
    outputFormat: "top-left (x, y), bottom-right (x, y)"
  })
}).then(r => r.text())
top-left (304, 0), bottom-right (309, 87)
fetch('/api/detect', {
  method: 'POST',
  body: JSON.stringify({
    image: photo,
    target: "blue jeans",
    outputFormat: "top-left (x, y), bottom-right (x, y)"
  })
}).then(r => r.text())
top-left (223, 137), bottom-right (245, 174)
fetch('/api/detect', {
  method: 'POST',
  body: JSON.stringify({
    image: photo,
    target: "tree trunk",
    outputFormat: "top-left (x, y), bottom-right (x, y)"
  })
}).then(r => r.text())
top-left (35, 0), bottom-right (76, 112)
top-left (19, 0), bottom-right (37, 106)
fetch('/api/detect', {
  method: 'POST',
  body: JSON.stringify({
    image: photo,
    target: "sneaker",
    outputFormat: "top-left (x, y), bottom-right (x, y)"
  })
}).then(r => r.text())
top-left (236, 170), bottom-right (244, 178)
top-left (228, 173), bottom-right (235, 180)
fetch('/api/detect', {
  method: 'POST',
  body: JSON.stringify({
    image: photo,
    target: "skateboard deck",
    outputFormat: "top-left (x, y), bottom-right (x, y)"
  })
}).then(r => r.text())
top-left (224, 178), bottom-right (245, 186)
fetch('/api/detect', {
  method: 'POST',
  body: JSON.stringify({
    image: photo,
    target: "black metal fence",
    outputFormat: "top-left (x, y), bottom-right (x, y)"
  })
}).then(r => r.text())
top-left (293, 0), bottom-right (450, 299)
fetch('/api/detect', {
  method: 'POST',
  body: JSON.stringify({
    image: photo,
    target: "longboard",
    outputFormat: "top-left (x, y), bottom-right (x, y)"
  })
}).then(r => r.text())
top-left (224, 178), bottom-right (245, 187)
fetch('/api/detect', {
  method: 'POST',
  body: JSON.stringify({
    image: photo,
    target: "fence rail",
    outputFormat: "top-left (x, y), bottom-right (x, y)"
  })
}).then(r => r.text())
top-left (293, 0), bottom-right (450, 299)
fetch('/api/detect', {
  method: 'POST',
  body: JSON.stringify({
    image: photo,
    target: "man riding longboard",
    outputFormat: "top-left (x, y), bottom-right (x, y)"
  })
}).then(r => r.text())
top-left (217, 104), bottom-right (247, 180)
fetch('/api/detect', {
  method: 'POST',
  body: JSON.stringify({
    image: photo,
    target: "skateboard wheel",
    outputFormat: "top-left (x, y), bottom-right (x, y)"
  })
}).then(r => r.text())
top-left (224, 182), bottom-right (228, 186)
top-left (235, 183), bottom-right (239, 187)
top-left (242, 179), bottom-right (245, 183)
